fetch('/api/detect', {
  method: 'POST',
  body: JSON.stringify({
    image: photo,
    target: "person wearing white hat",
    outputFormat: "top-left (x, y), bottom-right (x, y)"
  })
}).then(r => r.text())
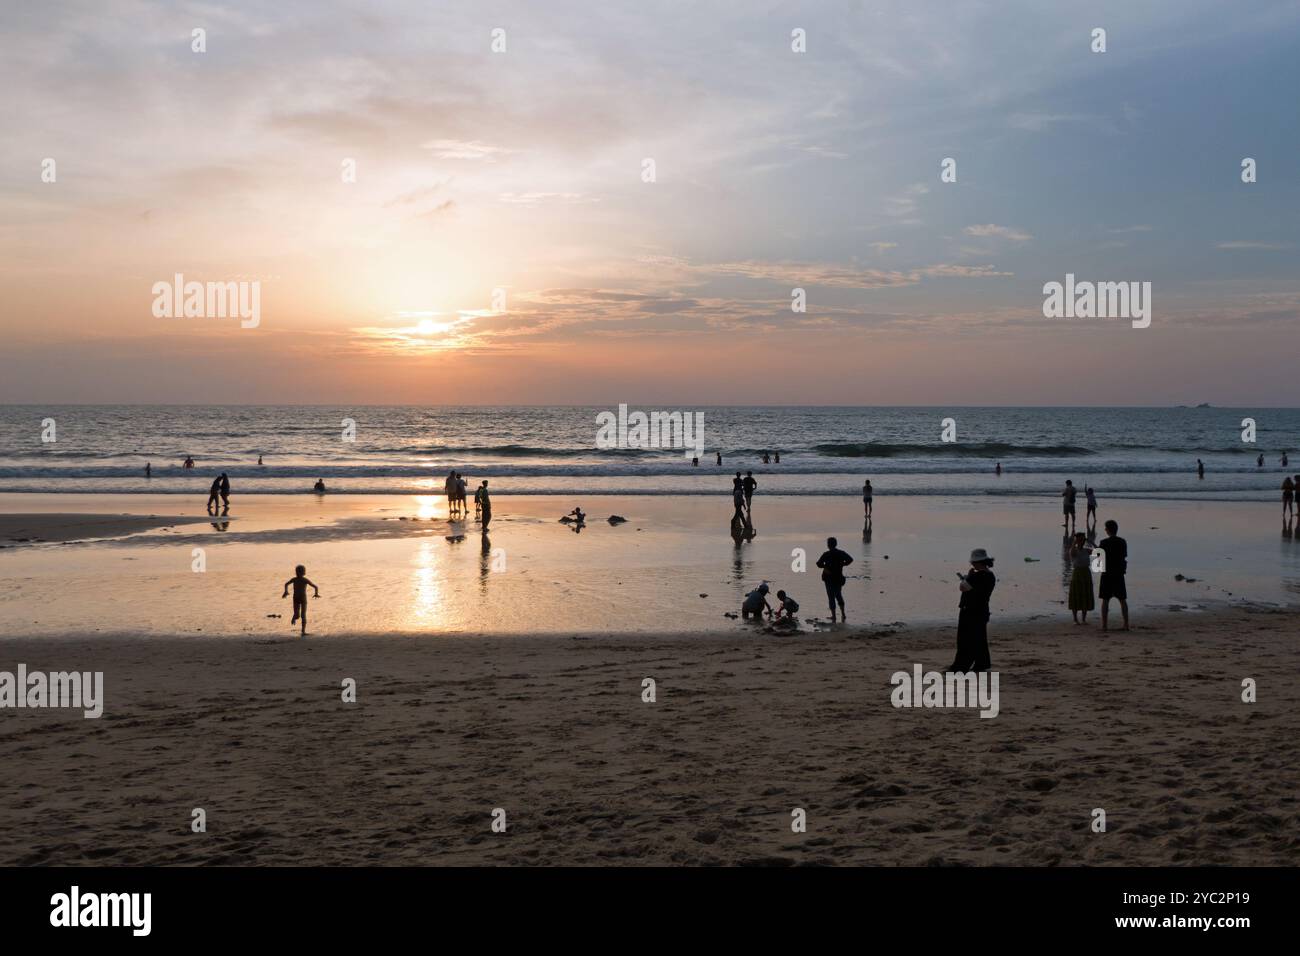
top-left (951, 548), bottom-right (996, 672)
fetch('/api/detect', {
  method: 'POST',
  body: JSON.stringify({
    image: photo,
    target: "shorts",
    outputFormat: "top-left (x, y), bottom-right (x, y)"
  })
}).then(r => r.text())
top-left (1063, 503), bottom-right (1076, 515)
top-left (1098, 574), bottom-right (1127, 601)
top-left (824, 579), bottom-right (844, 606)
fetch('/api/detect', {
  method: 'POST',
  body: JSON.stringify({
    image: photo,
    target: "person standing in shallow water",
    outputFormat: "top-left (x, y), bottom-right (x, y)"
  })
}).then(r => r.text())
top-left (1197, 458), bottom-right (1205, 479)
top-left (1061, 479), bottom-right (1077, 532)
top-left (815, 536), bottom-right (854, 622)
top-left (951, 549), bottom-right (995, 672)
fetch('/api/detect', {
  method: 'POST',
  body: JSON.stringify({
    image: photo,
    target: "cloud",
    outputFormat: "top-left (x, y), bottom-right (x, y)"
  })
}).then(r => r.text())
top-left (497, 192), bottom-right (598, 205)
top-left (964, 224), bottom-right (1033, 242)
top-left (883, 183), bottom-right (930, 220)
top-left (1216, 241), bottom-right (1292, 250)
top-left (421, 139), bottom-right (516, 161)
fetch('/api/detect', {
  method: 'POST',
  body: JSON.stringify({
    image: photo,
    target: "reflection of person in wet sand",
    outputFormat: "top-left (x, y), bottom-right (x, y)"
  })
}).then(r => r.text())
top-left (281, 564), bottom-right (320, 636)
top-left (815, 536), bottom-right (854, 622)
top-left (741, 582), bottom-right (772, 620)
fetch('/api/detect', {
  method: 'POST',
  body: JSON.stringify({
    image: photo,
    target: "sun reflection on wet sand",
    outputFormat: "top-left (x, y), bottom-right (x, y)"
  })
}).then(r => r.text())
top-left (408, 539), bottom-right (443, 627)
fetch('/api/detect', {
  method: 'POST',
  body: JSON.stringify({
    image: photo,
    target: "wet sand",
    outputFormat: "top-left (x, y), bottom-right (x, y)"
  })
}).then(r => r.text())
top-left (0, 607), bottom-right (1295, 866)
top-left (0, 512), bottom-right (208, 545)
top-left (2, 493), bottom-right (1299, 636)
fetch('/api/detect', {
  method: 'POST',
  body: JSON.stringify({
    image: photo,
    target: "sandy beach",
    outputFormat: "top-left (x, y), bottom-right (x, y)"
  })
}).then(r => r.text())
top-left (1, 493), bottom-right (1296, 866)
top-left (0, 607), bottom-right (1295, 866)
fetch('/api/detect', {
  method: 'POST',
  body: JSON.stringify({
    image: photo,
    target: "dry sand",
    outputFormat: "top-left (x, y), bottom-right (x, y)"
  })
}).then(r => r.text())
top-left (0, 607), bottom-right (1294, 866)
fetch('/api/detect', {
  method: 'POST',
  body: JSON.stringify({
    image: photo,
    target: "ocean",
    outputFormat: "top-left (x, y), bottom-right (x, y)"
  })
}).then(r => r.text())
top-left (1, 405), bottom-right (1297, 499)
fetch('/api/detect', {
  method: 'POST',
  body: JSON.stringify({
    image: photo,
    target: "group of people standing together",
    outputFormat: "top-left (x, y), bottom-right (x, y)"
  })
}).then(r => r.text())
top-left (1060, 479), bottom-right (1131, 630)
top-left (445, 470), bottom-right (492, 526)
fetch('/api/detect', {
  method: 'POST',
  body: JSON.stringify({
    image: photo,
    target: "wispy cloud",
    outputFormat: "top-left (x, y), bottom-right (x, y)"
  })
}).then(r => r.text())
top-left (964, 224), bottom-right (1033, 242)
top-left (421, 139), bottom-right (515, 161)
top-left (1216, 241), bottom-right (1292, 250)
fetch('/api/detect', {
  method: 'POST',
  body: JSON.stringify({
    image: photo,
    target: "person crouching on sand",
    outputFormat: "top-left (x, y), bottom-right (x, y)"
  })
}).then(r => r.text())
top-left (741, 582), bottom-right (772, 620)
top-left (281, 564), bottom-right (320, 636)
top-left (774, 589), bottom-right (799, 622)
top-left (951, 549), bottom-right (995, 672)
top-left (1068, 532), bottom-right (1095, 625)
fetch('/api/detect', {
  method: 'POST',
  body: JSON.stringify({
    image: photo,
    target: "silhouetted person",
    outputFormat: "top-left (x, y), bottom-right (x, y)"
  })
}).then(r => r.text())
top-left (281, 564), bottom-right (320, 636)
top-left (732, 472), bottom-right (744, 518)
top-left (1284, 452), bottom-right (1291, 468)
top-left (741, 582), bottom-right (772, 620)
top-left (480, 481), bottom-right (492, 528)
top-left (742, 471), bottom-right (757, 512)
top-left (218, 472), bottom-right (230, 510)
top-left (206, 477), bottom-right (221, 514)
top-left (862, 479), bottom-right (873, 518)
top-left (144, 462), bottom-right (151, 478)
top-left (1197, 458), bottom-right (1205, 479)
top-left (1084, 484), bottom-right (1097, 528)
top-left (258, 455), bottom-right (264, 466)
top-left (716, 451), bottom-right (722, 466)
top-left (314, 478), bottom-right (326, 493)
top-left (951, 549), bottom-right (995, 672)
top-left (1068, 532), bottom-right (1094, 625)
top-left (995, 462), bottom-right (1002, 476)
top-left (1097, 520), bottom-right (1129, 631)
top-left (774, 451), bottom-right (780, 464)
top-left (1061, 479), bottom-right (1077, 532)
top-left (1257, 453), bottom-right (1265, 468)
top-left (692, 456), bottom-right (699, 467)
top-left (815, 536), bottom-right (854, 622)
top-left (1283, 476), bottom-right (1295, 519)
top-left (183, 455), bottom-right (195, 470)
top-left (774, 589), bottom-right (799, 621)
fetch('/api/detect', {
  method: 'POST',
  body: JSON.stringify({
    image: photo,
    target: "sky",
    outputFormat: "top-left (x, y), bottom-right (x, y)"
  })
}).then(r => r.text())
top-left (2, 0), bottom-right (1299, 405)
